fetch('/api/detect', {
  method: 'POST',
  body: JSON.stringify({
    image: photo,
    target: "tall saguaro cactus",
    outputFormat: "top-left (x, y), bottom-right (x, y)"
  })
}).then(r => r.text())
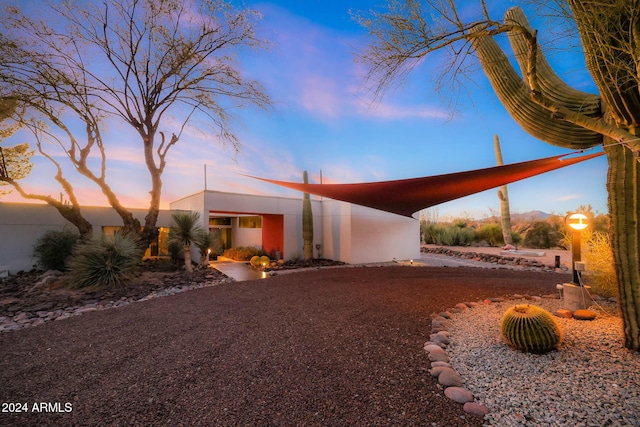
top-left (357, 1), bottom-right (639, 349)
top-left (302, 171), bottom-right (314, 260)
top-left (471, 6), bottom-right (639, 349)
top-left (493, 135), bottom-right (512, 246)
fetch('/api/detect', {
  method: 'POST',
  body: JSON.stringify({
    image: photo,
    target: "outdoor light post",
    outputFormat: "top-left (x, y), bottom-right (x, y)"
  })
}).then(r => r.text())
top-left (566, 213), bottom-right (589, 285)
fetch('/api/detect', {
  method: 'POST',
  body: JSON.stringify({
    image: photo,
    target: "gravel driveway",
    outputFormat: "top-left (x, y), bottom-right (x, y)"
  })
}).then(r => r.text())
top-left (1, 266), bottom-right (568, 426)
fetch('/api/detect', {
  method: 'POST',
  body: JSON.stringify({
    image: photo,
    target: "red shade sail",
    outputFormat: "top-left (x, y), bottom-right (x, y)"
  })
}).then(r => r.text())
top-left (248, 151), bottom-right (604, 217)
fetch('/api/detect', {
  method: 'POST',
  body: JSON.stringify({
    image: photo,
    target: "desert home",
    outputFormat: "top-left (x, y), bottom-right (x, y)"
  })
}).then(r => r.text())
top-left (0, 190), bottom-right (419, 275)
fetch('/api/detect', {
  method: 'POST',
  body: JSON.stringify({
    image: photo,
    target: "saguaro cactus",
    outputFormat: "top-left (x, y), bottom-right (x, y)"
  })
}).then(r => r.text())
top-left (494, 135), bottom-right (512, 246)
top-left (472, 6), bottom-right (640, 350)
top-left (302, 171), bottom-right (314, 260)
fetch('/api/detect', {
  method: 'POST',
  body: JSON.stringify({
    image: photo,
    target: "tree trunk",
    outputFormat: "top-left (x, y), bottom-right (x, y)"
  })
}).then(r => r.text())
top-left (183, 243), bottom-right (193, 273)
top-left (605, 141), bottom-right (640, 350)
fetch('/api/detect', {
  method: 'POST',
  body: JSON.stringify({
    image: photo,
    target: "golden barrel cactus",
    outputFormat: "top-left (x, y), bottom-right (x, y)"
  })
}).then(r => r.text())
top-left (501, 304), bottom-right (563, 354)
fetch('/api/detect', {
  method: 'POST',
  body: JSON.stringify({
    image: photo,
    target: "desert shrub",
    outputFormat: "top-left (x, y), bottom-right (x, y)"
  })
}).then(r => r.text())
top-left (67, 233), bottom-right (143, 289)
top-left (475, 223), bottom-right (504, 247)
top-left (223, 245), bottom-right (267, 261)
top-left (33, 229), bottom-right (80, 271)
top-left (436, 225), bottom-right (476, 246)
top-left (523, 221), bottom-right (562, 249)
top-left (581, 232), bottom-right (617, 297)
top-left (421, 222), bottom-right (440, 244)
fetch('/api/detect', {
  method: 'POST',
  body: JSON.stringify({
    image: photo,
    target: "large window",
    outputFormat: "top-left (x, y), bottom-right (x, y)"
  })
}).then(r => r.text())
top-left (239, 216), bottom-right (261, 229)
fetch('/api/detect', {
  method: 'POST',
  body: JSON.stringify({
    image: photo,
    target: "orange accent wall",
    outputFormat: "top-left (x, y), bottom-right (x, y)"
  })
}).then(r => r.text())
top-left (262, 214), bottom-right (284, 257)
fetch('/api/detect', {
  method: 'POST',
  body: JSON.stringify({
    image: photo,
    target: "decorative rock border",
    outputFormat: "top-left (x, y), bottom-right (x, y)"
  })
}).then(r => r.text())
top-left (421, 247), bottom-right (566, 271)
top-left (423, 292), bottom-right (617, 418)
top-left (424, 295), bottom-right (553, 417)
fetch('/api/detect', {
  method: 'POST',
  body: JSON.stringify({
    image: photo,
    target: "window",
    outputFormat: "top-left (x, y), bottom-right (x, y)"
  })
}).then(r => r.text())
top-left (239, 216), bottom-right (261, 228)
top-left (209, 217), bottom-right (232, 226)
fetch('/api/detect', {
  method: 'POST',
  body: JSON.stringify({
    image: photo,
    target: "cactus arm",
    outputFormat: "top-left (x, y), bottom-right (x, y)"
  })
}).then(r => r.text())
top-left (494, 135), bottom-right (512, 245)
top-left (470, 27), bottom-right (603, 149)
top-left (504, 7), bottom-right (601, 117)
top-left (568, 1), bottom-right (640, 132)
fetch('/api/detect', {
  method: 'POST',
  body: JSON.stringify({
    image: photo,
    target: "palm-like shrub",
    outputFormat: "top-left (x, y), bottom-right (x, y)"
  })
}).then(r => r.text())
top-left (195, 230), bottom-right (213, 267)
top-left (33, 229), bottom-right (80, 271)
top-left (168, 211), bottom-right (204, 273)
top-left (67, 233), bottom-right (143, 289)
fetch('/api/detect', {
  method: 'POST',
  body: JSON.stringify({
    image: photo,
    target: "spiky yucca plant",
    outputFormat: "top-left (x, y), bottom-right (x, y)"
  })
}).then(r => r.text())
top-left (168, 211), bottom-right (204, 273)
top-left (67, 233), bottom-right (143, 289)
top-left (501, 304), bottom-right (563, 354)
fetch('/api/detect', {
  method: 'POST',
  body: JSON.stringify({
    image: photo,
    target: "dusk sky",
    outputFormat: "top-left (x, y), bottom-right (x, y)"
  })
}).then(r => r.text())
top-left (2, 0), bottom-right (609, 220)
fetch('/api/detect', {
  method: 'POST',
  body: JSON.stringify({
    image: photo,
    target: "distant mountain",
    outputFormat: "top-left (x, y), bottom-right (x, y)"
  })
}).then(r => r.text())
top-left (511, 210), bottom-right (550, 221)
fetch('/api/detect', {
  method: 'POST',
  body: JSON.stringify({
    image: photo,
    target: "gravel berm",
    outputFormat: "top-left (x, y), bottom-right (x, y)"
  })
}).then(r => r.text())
top-left (1, 266), bottom-right (568, 426)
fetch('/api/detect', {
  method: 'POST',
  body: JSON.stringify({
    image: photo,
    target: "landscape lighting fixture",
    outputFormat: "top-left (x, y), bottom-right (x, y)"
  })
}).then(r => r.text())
top-left (566, 213), bottom-right (589, 284)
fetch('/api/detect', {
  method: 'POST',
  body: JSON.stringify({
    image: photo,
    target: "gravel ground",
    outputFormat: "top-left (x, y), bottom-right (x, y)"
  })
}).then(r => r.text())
top-left (447, 298), bottom-right (640, 427)
top-left (0, 266), bottom-right (567, 427)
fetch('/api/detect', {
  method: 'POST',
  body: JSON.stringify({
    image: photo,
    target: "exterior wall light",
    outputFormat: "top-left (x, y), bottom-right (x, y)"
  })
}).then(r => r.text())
top-left (566, 213), bottom-right (588, 284)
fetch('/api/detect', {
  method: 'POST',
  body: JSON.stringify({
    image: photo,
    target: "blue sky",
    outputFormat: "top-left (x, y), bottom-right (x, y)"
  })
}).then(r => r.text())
top-left (3, 0), bottom-right (609, 220)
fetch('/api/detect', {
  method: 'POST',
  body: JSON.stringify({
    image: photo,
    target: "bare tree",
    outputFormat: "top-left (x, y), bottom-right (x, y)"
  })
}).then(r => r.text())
top-left (0, 0), bottom-right (271, 245)
top-left (354, 0), bottom-right (640, 350)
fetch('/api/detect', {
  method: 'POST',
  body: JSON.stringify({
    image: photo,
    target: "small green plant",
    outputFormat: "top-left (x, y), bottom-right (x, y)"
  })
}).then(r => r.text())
top-left (501, 304), bottom-right (563, 354)
top-left (67, 233), bottom-right (143, 289)
top-left (33, 229), bottom-right (80, 271)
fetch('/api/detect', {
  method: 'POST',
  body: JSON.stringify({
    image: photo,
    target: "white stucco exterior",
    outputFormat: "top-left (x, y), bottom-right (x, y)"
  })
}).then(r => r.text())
top-left (1, 190), bottom-right (419, 275)
top-left (0, 203), bottom-right (173, 274)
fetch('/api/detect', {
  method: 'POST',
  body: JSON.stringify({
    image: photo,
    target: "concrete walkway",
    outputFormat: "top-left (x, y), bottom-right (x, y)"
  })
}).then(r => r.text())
top-left (211, 261), bottom-right (265, 281)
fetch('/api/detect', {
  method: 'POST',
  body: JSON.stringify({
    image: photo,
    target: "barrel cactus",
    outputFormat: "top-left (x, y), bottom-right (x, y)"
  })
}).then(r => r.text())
top-left (501, 304), bottom-right (563, 354)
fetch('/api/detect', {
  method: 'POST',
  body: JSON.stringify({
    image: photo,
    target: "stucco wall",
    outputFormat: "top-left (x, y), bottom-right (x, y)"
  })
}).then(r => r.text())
top-left (0, 202), bottom-right (173, 274)
top-left (322, 200), bottom-right (419, 264)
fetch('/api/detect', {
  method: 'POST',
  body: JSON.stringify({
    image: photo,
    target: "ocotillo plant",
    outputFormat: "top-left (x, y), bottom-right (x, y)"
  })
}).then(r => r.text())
top-left (471, 6), bottom-right (639, 350)
top-left (302, 171), bottom-right (313, 260)
top-left (494, 135), bottom-right (512, 246)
